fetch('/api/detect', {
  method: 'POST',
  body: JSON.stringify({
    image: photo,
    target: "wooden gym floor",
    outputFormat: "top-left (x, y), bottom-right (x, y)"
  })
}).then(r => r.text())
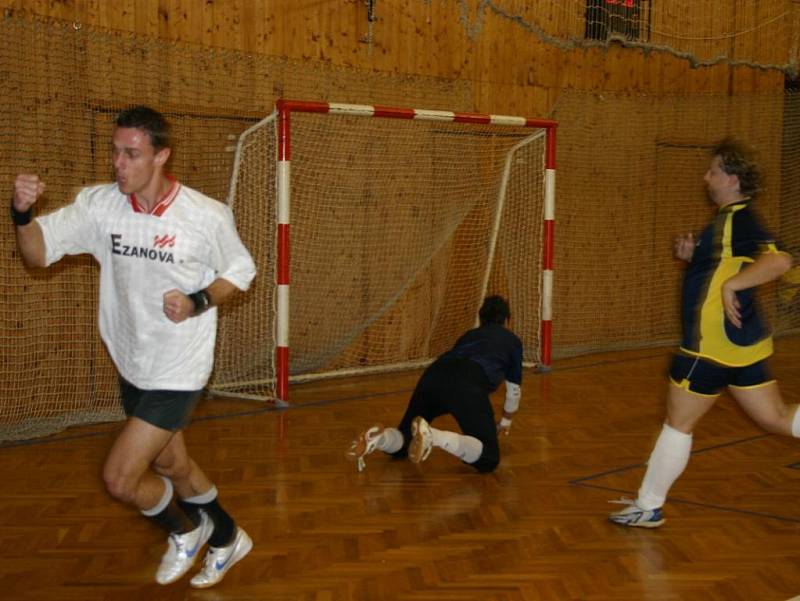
top-left (3, 340), bottom-right (800, 601)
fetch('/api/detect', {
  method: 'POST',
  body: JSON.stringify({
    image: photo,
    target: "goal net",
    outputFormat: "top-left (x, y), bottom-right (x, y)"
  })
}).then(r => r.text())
top-left (209, 101), bottom-right (556, 402)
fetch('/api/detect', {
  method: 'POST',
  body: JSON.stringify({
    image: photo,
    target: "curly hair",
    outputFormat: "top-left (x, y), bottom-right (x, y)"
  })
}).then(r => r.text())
top-left (712, 138), bottom-right (762, 198)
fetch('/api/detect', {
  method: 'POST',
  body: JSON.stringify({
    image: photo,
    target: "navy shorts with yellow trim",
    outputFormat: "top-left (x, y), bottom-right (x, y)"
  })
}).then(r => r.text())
top-left (119, 377), bottom-right (203, 432)
top-left (669, 354), bottom-right (773, 396)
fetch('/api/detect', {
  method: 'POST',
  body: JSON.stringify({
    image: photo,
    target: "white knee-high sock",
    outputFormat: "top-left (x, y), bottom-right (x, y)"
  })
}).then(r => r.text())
top-left (377, 427), bottom-right (404, 454)
top-left (430, 427), bottom-right (483, 463)
top-left (637, 423), bottom-right (692, 510)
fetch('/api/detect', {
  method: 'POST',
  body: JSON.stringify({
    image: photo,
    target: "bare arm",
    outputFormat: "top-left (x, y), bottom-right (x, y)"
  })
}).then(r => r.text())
top-left (13, 174), bottom-right (47, 267)
top-left (722, 251), bottom-right (793, 328)
top-left (162, 278), bottom-right (242, 324)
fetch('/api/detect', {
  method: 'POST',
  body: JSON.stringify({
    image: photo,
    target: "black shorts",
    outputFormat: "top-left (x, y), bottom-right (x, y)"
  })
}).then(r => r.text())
top-left (394, 356), bottom-right (499, 473)
top-left (119, 377), bottom-right (203, 432)
top-left (669, 353), bottom-right (773, 396)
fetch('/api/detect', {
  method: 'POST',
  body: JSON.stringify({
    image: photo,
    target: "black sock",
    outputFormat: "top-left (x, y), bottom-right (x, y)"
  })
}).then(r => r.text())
top-left (181, 497), bottom-right (236, 547)
top-left (147, 499), bottom-right (197, 534)
top-left (176, 498), bottom-right (203, 527)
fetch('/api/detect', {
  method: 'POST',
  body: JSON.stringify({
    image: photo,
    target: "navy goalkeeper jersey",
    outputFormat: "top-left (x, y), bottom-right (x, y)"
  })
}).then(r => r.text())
top-left (442, 323), bottom-right (523, 391)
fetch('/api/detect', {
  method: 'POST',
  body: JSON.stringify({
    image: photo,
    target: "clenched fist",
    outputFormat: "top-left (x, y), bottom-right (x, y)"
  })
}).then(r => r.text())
top-left (163, 289), bottom-right (194, 323)
top-left (14, 174), bottom-right (45, 212)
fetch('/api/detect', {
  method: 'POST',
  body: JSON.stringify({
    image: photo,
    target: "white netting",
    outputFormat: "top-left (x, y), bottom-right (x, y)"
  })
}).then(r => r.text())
top-left (0, 13), bottom-right (471, 442)
top-left (5, 9), bottom-right (800, 441)
top-left (209, 109), bottom-right (548, 400)
top-left (452, 0), bottom-right (799, 72)
top-left (551, 89), bottom-right (800, 357)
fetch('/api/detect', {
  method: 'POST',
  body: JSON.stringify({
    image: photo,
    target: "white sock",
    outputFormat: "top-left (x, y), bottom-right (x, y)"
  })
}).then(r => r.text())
top-left (377, 427), bottom-right (404, 453)
top-left (430, 427), bottom-right (483, 463)
top-left (141, 476), bottom-right (173, 516)
top-left (791, 406), bottom-right (800, 437)
top-left (182, 485), bottom-right (218, 504)
top-left (637, 423), bottom-right (692, 510)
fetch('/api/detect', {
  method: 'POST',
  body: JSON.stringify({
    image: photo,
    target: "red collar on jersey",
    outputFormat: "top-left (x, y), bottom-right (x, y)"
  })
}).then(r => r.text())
top-left (129, 176), bottom-right (180, 216)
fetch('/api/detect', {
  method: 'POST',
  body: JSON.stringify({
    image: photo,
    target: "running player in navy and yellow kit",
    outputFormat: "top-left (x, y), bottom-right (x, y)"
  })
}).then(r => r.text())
top-left (610, 139), bottom-right (796, 528)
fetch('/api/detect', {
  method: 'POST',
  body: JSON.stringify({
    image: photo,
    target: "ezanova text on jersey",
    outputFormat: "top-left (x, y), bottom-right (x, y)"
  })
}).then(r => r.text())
top-left (111, 234), bottom-right (175, 263)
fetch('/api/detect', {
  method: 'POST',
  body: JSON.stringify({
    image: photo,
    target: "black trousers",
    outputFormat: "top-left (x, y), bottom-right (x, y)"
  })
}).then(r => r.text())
top-left (393, 356), bottom-right (500, 472)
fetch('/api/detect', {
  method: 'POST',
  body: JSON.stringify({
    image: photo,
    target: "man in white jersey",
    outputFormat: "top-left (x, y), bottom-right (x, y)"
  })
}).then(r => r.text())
top-left (11, 106), bottom-right (256, 588)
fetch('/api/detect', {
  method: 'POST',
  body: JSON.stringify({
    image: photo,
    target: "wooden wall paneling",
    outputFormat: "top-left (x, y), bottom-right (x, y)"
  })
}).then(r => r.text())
top-left (507, 24), bottom-right (539, 89)
top-left (604, 44), bottom-right (638, 92)
top-left (247, 0), bottom-right (271, 56)
top-left (751, 0), bottom-right (786, 68)
top-left (132, 0), bottom-right (157, 38)
top-left (570, 46), bottom-right (608, 91)
top-left (389, 0), bottom-right (417, 75)
top-left (688, 62), bottom-right (713, 95)
top-left (334, 3), bottom-right (353, 60)
top-left (107, 0), bottom-right (135, 33)
top-left (266, 0), bottom-right (288, 58)
top-left (709, 61), bottom-right (733, 94)
top-left (732, 0), bottom-right (755, 88)
top-left (549, 42), bottom-right (572, 92)
top-left (0, 0), bottom-right (791, 102)
top-left (440, 0), bottom-right (473, 81)
top-left (471, 4), bottom-right (494, 87)
top-left (659, 52), bottom-right (689, 94)
top-left (0, 0), bottom-right (793, 368)
top-left (642, 45), bottom-right (664, 93)
top-left (431, 0), bottom-right (475, 80)
top-left (158, 0), bottom-right (190, 45)
top-left (301, 0), bottom-right (319, 61)
top-left (281, 0), bottom-right (303, 61)
top-left (487, 82), bottom-right (553, 119)
top-left (347, 0), bottom-right (370, 66)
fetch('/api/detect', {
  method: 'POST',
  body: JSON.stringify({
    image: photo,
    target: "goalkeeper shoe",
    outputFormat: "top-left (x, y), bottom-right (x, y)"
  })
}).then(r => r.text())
top-left (608, 498), bottom-right (665, 528)
top-left (408, 416), bottom-right (434, 464)
top-left (345, 424), bottom-right (385, 472)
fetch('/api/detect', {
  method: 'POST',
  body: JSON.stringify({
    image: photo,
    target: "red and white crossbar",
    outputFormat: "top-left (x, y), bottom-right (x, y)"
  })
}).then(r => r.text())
top-left (275, 99), bottom-right (557, 402)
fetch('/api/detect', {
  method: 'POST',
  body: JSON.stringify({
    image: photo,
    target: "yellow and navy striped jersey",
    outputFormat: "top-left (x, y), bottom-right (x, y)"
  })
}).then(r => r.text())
top-left (680, 201), bottom-right (785, 366)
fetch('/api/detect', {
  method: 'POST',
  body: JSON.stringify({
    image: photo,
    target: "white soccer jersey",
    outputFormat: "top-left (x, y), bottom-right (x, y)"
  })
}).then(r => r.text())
top-left (37, 181), bottom-right (256, 390)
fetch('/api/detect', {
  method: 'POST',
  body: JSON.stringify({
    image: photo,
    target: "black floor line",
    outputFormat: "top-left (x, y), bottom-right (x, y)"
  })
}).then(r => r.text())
top-left (572, 432), bottom-right (799, 524)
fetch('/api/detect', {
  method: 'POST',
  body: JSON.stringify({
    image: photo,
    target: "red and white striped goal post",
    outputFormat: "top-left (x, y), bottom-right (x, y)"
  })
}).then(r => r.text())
top-left (274, 99), bottom-right (557, 403)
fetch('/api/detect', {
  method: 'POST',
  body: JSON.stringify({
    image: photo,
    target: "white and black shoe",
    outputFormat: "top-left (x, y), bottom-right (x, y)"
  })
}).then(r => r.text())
top-left (155, 511), bottom-right (214, 585)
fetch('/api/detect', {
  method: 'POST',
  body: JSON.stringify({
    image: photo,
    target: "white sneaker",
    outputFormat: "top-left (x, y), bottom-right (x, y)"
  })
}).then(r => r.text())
top-left (190, 527), bottom-right (253, 588)
top-left (155, 511), bottom-right (214, 585)
top-left (408, 416), bottom-right (433, 464)
top-left (345, 424), bottom-right (386, 472)
top-left (608, 498), bottom-right (665, 528)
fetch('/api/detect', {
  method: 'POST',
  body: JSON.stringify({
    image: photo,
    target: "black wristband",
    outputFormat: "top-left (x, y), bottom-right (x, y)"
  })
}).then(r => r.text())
top-left (188, 290), bottom-right (211, 316)
top-left (11, 200), bottom-right (32, 226)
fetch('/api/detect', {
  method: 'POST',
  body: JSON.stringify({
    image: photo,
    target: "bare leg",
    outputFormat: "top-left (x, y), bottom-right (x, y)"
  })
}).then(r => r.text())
top-left (730, 381), bottom-right (800, 436)
top-left (102, 417), bottom-right (177, 509)
top-left (152, 431), bottom-right (214, 499)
